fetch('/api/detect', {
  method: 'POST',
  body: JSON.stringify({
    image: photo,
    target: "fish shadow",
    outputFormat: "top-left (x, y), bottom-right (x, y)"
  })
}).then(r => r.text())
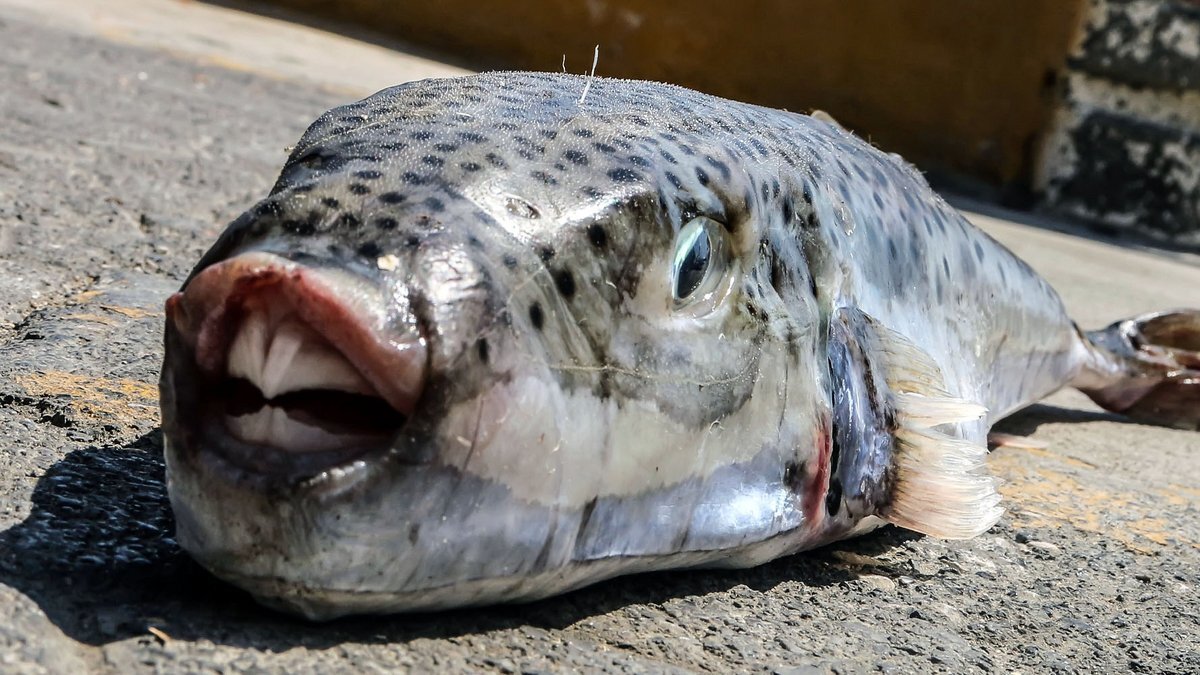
top-left (1, 430), bottom-right (919, 649)
top-left (991, 402), bottom-right (1136, 438)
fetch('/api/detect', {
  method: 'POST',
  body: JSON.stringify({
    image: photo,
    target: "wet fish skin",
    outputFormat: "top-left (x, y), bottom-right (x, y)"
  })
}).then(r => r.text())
top-left (160, 72), bottom-right (1200, 619)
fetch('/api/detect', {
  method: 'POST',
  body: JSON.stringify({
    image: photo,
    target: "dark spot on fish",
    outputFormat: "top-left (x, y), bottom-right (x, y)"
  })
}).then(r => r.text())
top-left (575, 497), bottom-right (598, 541)
top-left (628, 155), bottom-right (651, 168)
top-left (597, 370), bottom-right (613, 399)
top-left (409, 130), bottom-right (434, 141)
top-left (656, 189), bottom-right (672, 213)
top-left (783, 461), bottom-right (804, 493)
top-left (704, 155), bottom-right (731, 180)
top-left (379, 192), bottom-right (407, 205)
top-left (825, 478), bottom-right (843, 516)
top-left (434, 143), bottom-right (458, 153)
top-left (564, 149), bottom-right (589, 166)
top-left (539, 129), bottom-right (558, 140)
top-left (461, 162), bottom-right (482, 172)
top-left (422, 155), bottom-right (445, 168)
top-left (608, 168), bottom-right (640, 184)
top-left (660, 149), bottom-right (678, 165)
top-left (502, 253), bottom-right (519, 268)
top-left (321, 197), bottom-right (341, 209)
top-left (374, 217), bottom-right (398, 230)
top-left (476, 338), bottom-right (490, 364)
top-left (467, 234), bottom-right (485, 250)
top-left (593, 142), bottom-right (616, 154)
top-left (296, 151), bottom-right (326, 169)
top-left (529, 302), bottom-right (545, 330)
top-left (539, 245), bottom-right (555, 262)
top-left (553, 269), bottom-right (576, 299)
top-left (282, 219), bottom-right (315, 236)
top-left (942, 257), bottom-right (951, 277)
top-left (337, 213), bottom-right (361, 229)
top-left (572, 128), bottom-right (595, 138)
top-left (485, 153), bottom-right (508, 169)
top-left (887, 238), bottom-right (899, 261)
top-left (974, 240), bottom-right (985, 263)
top-left (401, 172), bottom-right (426, 186)
top-left (587, 223), bottom-right (608, 248)
top-left (357, 241), bottom-right (381, 258)
top-left (354, 170), bottom-right (383, 180)
top-left (530, 170), bottom-right (557, 185)
top-left (348, 184), bottom-right (371, 195)
top-left (459, 131), bottom-right (486, 143)
top-left (695, 167), bottom-right (710, 186)
top-left (665, 171), bottom-right (683, 190)
top-left (408, 524), bottom-right (420, 545)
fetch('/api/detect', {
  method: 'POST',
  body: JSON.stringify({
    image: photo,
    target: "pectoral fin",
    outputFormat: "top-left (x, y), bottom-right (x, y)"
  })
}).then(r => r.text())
top-left (828, 308), bottom-right (1002, 540)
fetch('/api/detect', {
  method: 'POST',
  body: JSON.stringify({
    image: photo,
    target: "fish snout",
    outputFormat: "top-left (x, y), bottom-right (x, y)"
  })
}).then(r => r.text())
top-left (163, 251), bottom-right (427, 477)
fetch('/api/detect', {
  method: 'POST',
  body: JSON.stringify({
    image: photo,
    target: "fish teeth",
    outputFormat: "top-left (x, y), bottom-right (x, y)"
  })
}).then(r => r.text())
top-left (226, 407), bottom-right (371, 452)
top-left (227, 313), bottom-right (375, 399)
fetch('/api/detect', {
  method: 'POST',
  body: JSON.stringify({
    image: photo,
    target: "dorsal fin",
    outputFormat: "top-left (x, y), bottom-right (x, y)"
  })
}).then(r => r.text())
top-left (811, 109), bottom-right (845, 130)
top-left (828, 309), bottom-right (1002, 539)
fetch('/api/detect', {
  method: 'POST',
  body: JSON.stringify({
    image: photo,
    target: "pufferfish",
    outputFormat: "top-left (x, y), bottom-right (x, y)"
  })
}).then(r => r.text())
top-left (159, 72), bottom-right (1200, 619)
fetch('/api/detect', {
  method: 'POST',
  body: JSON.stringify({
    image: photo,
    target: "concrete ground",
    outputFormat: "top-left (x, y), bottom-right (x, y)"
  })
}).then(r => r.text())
top-left (0, 1), bottom-right (1197, 673)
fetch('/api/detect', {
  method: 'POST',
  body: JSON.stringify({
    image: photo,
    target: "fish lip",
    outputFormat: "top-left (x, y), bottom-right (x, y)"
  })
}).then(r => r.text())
top-left (168, 251), bottom-right (428, 417)
top-left (161, 251), bottom-right (431, 485)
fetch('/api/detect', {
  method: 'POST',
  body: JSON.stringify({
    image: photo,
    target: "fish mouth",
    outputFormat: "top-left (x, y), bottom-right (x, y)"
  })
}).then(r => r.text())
top-left (164, 251), bottom-right (427, 480)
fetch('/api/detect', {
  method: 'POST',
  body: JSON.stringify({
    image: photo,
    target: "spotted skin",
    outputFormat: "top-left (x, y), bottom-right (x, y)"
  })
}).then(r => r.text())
top-left (162, 72), bottom-right (1171, 619)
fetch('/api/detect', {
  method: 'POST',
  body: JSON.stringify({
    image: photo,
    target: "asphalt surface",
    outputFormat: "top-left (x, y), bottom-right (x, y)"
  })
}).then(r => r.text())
top-left (1, 2), bottom-right (1198, 673)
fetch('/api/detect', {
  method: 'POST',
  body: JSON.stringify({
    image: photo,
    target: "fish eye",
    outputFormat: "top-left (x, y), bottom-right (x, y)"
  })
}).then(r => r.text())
top-left (671, 215), bottom-right (728, 306)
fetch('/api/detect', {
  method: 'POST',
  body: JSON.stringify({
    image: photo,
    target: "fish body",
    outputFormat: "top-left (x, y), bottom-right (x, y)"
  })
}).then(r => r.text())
top-left (160, 72), bottom-right (1200, 618)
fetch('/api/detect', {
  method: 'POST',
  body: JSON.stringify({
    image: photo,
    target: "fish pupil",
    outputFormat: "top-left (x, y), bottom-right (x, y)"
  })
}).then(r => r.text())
top-left (675, 228), bottom-right (711, 299)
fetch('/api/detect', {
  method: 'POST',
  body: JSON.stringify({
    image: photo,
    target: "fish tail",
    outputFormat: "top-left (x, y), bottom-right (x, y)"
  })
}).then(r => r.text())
top-left (1073, 310), bottom-right (1200, 431)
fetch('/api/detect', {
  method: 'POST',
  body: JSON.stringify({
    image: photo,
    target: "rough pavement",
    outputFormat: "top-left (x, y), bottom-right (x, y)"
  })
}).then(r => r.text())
top-left (1, 1), bottom-right (1197, 673)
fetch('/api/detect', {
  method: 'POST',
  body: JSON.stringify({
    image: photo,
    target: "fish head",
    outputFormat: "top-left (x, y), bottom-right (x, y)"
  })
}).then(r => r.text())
top-left (160, 72), bottom-right (830, 618)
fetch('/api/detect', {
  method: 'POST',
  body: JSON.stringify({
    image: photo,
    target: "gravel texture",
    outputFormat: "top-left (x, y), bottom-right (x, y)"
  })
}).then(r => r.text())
top-left (1, 2), bottom-right (1197, 673)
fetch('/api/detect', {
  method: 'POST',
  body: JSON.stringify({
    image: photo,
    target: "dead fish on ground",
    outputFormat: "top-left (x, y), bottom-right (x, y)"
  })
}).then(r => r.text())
top-left (160, 72), bottom-right (1200, 619)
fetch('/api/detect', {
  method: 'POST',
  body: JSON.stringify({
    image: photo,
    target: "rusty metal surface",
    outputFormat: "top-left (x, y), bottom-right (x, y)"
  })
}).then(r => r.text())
top-left (1, 1), bottom-right (1197, 672)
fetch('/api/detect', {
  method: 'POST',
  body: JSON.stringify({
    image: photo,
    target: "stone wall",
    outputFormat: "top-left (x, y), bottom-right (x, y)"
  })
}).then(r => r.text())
top-left (1038, 0), bottom-right (1200, 246)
